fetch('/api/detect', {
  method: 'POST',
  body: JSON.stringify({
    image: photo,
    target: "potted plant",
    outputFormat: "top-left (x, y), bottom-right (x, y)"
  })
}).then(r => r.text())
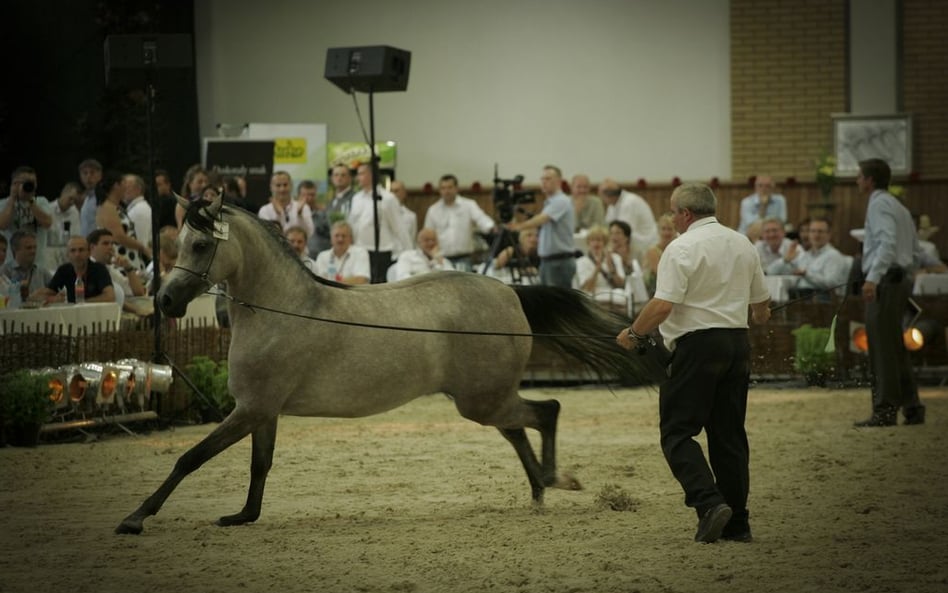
top-left (0, 370), bottom-right (54, 447)
top-left (791, 324), bottom-right (835, 386)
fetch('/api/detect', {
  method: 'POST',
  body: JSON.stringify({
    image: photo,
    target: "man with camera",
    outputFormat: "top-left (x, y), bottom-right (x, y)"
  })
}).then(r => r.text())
top-left (423, 174), bottom-right (496, 272)
top-left (506, 165), bottom-right (576, 289)
top-left (0, 166), bottom-right (53, 268)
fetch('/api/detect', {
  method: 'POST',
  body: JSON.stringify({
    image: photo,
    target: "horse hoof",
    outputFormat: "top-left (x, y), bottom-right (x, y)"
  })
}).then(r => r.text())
top-left (216, 512), bottom-right (257, 527)
top-left (115, 519), bottom-right (143, 535)
top-left (553, 472), bottom-right (583, 491)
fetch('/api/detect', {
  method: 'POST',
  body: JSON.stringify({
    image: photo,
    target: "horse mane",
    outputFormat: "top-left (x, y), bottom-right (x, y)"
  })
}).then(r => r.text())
top-left (183, 198), bottom-right (350, 289)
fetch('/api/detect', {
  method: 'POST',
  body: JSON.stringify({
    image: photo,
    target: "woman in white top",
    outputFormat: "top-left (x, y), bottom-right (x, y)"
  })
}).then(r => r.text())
top-left (574, 225), bottom-right (626, 307)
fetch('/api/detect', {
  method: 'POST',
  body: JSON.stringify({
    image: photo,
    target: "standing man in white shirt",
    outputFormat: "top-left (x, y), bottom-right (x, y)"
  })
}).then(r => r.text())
top-left (46, 181), bottom-right (82, 272)
top-left (423, 174), bottom-right (496, 272)
top-left (77, 158), bottom-right (103, 237)
top-left (123, 174), bottom-right (153, 255)
top-left (600, 177), bottom-right (658, 263)
top-left (258, 171), bottom-right (314, 238)
top-left (390, 180), bottom-right (418, 251)
top-left (347, 163), bottom-right (412, 283)
top-left (0, 166), bottom-right (53, 268)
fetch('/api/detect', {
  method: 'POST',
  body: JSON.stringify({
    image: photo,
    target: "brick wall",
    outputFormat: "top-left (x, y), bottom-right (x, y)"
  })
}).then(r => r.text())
top-left (731, 0), bottom-right (848, 182)
top-left (902, 0), bottom-right (948, 177)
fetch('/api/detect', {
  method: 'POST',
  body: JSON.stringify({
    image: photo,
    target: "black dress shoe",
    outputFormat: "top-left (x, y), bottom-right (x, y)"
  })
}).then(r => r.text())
top-left (904, 408), bottom-right (926, 425)
top-left (721, 530), bottom-right (753, 542)
top-left (695, 503), bottom-right (732, 543)
top-left (853, 415), bottom-right (896, 427)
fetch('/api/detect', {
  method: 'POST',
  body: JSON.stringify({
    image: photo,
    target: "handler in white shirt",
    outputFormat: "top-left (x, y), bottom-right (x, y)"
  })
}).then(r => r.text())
top-left (423, 174), bottom-right (496, 272)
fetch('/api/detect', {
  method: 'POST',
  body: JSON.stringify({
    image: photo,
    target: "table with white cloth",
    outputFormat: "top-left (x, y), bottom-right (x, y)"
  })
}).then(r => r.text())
top-left (0, 302), bottom-right (122, 336)
top-left (764, 275), bottom-right (799, 303)
top-left (914, 274), bottom-right (948, 296)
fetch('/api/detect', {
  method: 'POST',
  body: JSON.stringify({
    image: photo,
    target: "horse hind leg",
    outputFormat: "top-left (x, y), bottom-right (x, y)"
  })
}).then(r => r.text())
top-left (115, 411), bottom-right (261, 535)
top-left (496, 398), bottom-right (581, 504)
top-left (217, 416), bottom-right (278, 527)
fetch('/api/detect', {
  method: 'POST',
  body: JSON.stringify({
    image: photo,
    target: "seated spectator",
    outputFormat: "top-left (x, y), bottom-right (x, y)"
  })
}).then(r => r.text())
top-left (571, 174), bottom-right (605, 232)
top-left (88, 228), bottom-right (150, 315)
top-left (394, 228), bottom-right (454, 280)
top-left (757, 217), bottom-right (794, 271)
top-left (32, 236), bottom-right (114, 304)
top-left (0, 230), bottom-right (53, 303)
top-left (607, 220), bottom-right (635, 276)
top-left (489, 227), bottom-right (540, 285)
top-left (285, 226), bottom-right (318, 274)
top-left (787, 217), bottom-right (811, 251)
top-left (314, 221), bottom-right (370, 285)
top-left (766, 217), bottom-right (851, 301)
top-left (642, 212), bottom-right (678, 296)
top-left (745, 219), bottom-right (763, 244)
top-left (915, 214), bottom-right (947, 273)
top-left (738, 175), bottom-right (787, 234)
top-left (574, 225), bottom-right (626, 306)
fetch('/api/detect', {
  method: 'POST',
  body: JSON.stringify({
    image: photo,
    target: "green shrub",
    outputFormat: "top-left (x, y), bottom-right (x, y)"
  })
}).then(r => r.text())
top-left (185, 356), bottom-right (234, 420)
top-left (0, 370), bottom-right (54, 426)
top-left (792, 324), bottom-right (835, 376)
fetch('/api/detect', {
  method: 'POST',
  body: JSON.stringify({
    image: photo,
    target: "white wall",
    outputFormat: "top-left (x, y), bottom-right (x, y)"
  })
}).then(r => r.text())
top-left (194, 0), bottom-right (730, 187)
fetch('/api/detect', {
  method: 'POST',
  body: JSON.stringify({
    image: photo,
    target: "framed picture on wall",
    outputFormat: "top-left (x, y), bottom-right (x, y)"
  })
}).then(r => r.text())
top-left (832, 114), bottom-right (912, 177)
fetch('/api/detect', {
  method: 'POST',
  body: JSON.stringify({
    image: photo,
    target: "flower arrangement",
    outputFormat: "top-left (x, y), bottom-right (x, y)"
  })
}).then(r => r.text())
top-left (815, 152), bottom-right (836, 200)
top-left (888, 184), bottom-right (905, 198)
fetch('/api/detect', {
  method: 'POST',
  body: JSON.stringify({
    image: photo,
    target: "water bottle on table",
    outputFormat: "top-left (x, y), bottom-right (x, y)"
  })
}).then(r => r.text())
top-left (74, 275), bottom-right (85, 304)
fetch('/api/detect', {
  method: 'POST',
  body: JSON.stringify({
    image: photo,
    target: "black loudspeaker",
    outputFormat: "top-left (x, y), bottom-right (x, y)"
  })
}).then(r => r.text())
top-left (324, 46), bottom-right (411, 93)
top-left (104, 34), bottom-right (193, 86)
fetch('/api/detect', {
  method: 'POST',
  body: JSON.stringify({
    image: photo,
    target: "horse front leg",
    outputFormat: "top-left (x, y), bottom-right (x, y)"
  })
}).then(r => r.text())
top-left (115, 412), bottom-right (261, 535)
top-left (217, 416), bottom-right (278, 527)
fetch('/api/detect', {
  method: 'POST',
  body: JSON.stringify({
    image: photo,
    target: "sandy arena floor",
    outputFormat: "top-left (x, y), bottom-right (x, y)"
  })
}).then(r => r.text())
top-left (1, 384), bottom-right (946, 593)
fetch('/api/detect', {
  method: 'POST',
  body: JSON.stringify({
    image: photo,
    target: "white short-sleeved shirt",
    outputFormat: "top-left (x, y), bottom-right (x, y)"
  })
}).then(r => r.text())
top-left (314, 245), bottom-right (371, 282)
top-left (655, 217), bottom-right (769, 349)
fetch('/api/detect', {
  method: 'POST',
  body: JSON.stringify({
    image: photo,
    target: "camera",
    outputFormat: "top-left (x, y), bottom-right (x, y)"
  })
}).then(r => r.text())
top-left (21, 180), bottom-right (36, 193)
top-left (492, 165), bottom-right (535, 224)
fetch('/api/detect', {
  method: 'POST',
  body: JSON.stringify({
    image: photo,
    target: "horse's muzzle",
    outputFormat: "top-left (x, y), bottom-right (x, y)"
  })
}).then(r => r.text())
top-left (157, 290), bottom-right (188, 318)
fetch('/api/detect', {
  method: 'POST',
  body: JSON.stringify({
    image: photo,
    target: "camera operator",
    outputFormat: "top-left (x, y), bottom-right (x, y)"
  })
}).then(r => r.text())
top-left (423, 174), bottom-right (496, 272)
top-left (1, 166), bottom-right (53, 268)
top-left (506, 165), bottom-right (576, 289)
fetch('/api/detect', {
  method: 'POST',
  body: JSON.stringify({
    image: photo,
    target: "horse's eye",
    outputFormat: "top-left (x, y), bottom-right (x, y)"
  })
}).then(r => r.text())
top-left (192, 241), bottom-right (211, 254)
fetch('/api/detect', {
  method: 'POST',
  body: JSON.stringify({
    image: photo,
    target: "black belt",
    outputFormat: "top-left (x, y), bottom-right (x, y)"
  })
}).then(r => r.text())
top-left (540, 252), bottom-right (575, 261)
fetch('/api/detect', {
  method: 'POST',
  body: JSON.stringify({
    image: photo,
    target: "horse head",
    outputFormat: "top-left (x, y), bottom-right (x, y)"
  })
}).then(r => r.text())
top-left (157, 194), bottom-right (230, 317)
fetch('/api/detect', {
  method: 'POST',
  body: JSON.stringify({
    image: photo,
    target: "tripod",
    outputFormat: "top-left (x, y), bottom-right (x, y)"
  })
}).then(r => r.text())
top-left (479, 226), bottom-right (538, 285)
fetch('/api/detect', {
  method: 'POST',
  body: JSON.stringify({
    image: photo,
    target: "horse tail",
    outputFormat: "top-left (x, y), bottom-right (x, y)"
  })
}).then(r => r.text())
top-left (513, 285), bottom-right (663, 385)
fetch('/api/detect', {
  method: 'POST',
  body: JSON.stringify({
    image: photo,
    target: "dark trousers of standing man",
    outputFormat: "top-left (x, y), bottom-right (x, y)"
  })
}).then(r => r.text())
top-left (659, 328), bottom-right (751, 533)
top-left (368, 250), bottom-right (393, 284)
top-left (865, 267), bottom-right (924, 421)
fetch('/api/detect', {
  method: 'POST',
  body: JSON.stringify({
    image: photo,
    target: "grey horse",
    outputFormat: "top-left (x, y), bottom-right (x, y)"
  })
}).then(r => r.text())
top-left (116, 194), bottom-right (644, 534)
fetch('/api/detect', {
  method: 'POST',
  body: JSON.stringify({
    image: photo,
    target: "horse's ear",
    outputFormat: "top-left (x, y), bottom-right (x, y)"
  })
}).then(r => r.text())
top-left (175, 193), bottom-right (189, 209)
top-left (204, 192), bottom-right (224, 218)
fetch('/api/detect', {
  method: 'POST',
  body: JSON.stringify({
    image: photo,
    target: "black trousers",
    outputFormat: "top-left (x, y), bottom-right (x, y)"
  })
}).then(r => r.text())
top-left (659, 328), bottom-right (750, 527)
top-left (865, 267), bottom-right (924, 418)
top-left (368, 250), bottom-right (393, 284)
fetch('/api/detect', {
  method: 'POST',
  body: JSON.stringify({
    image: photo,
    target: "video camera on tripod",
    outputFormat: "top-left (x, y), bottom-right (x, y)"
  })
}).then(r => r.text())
top-left (492, 164), bottom-right (536, 224)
